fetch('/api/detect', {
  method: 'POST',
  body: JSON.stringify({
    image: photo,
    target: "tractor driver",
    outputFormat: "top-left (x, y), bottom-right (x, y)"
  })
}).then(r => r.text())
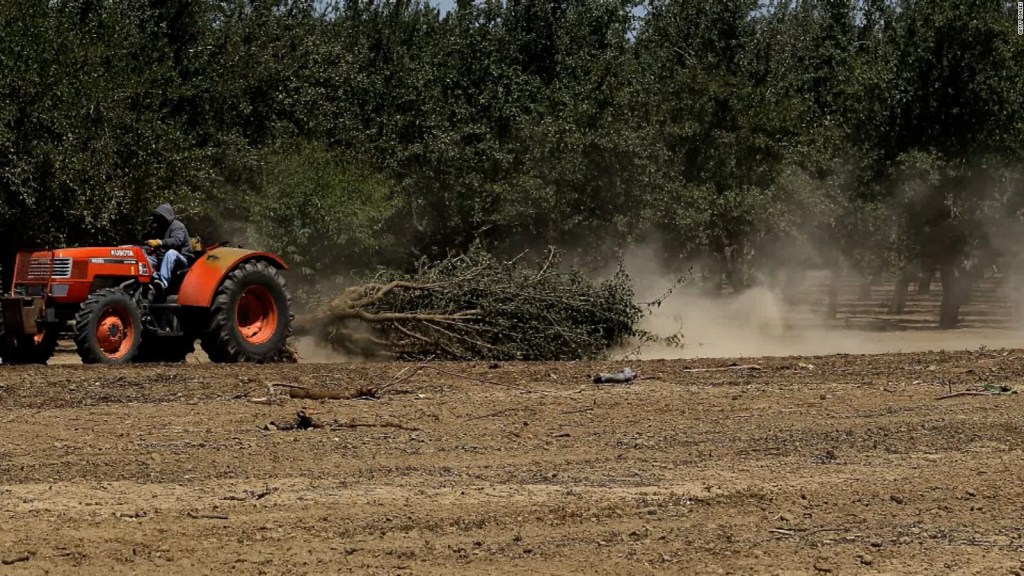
top-left (144, 203), bottom-right (194, 294)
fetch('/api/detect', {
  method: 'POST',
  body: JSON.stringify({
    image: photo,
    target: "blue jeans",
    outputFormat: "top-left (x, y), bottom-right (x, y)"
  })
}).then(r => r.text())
top-left (148, 249), bottom-right (187, 287)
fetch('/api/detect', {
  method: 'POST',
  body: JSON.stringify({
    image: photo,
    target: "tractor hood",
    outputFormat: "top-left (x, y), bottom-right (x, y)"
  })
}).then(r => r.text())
top-left (40, 246), bottom-right (148, 261)
top-left (10, 246), bottom-right (151, 300)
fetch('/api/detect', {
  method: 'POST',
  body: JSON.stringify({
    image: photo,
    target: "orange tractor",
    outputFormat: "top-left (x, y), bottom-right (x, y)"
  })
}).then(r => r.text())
top-left (0, 242), bottom-right (292, 364)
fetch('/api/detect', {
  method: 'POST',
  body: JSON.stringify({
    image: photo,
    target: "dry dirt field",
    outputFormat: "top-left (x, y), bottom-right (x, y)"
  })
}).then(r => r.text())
top-left (3, 350), bottom-right (1024, 575)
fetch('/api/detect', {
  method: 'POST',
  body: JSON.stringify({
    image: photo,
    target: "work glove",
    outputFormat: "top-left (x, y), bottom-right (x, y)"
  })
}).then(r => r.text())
top-left (145, 239), bottom-right (162, 248)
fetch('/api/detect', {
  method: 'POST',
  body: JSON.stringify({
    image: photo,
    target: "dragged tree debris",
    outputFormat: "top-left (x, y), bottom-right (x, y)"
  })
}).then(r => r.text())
top-left (293, 246), bottom-right (647, 361)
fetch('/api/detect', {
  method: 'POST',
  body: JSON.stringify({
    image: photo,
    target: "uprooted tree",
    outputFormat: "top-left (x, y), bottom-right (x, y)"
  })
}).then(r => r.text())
top-left (294, 246), bottom-right (648, 361)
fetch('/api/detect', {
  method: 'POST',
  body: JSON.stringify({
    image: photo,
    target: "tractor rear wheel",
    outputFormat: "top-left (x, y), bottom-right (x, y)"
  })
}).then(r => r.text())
top-left (200, 260), bottom-right (291, 363)
top-left (74, 288), bottom-right (142, 364)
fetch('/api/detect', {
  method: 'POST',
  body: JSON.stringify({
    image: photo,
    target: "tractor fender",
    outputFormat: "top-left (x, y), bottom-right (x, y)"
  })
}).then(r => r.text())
top-left (177, 247), bottom-right (288, 308)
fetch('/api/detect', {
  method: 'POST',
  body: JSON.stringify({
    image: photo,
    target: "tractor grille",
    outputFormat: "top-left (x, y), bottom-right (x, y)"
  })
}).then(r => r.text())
top-left (17, 257), bottom-right (72, 281)
top-left (49, 258), bottom-right (73, 278)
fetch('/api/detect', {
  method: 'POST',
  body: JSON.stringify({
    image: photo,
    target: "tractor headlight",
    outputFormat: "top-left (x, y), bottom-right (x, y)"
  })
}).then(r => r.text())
top-left (49, 284), bottom-right (69, 297)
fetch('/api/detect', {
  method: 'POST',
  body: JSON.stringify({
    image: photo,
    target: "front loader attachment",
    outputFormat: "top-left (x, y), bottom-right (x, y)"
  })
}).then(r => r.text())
top-left (0, 257), bottom-right (54, 364)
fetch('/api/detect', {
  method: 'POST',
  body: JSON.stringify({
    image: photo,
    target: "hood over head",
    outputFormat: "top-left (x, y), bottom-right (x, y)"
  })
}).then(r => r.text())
top-left (152, 203), bottom-right (175, 224)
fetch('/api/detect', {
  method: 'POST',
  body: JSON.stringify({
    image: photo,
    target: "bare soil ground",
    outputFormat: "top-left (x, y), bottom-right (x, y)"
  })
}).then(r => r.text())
top-left (3, 351), bottom-right (1024, 575)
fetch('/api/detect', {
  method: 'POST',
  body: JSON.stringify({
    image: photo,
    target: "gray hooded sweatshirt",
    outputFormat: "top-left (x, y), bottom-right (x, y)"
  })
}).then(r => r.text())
top-left (152, 204), bottom-right (193, 259)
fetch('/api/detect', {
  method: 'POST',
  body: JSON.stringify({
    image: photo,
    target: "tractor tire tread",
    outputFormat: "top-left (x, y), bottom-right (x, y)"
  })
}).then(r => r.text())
top-left (74, 288), bottom-right (142, 364)
top-left (200, 260), bottom-right (292, 363)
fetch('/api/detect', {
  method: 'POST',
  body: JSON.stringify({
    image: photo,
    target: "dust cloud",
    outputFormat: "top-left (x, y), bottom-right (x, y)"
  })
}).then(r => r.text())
top-left (292, 336), bottom-right (356, 363)
top-left (288, 239), bottom-right (1024, 363)
top-left (615, 246), bottom-right (1024, 360)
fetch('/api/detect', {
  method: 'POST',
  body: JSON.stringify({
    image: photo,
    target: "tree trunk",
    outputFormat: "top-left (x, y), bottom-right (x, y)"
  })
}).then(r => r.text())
top-left (960, 278), bottom-right (973, 306)
top-left (826, 268), bottom-right (840, 319)
top-left (707, 242), bottom-right (729, 297)
top-left (858, 278), bottom-right (872, 301)
top-left (723, 241), bottom-right (746, 295)
top-left (726, 265), bottom-right (745, 294)
top-left (918, 266), bottom-right (933, 295)
top-left (959, 267), bottom-right (978, 306)
top-left (701, 262), bottom-right (724, 297)
top-left (781, 268), bottom-right (804, 305)
top-left (939, 264), bottom-right (960, 329)
top-left (890, 270), bottom-right (909, 314)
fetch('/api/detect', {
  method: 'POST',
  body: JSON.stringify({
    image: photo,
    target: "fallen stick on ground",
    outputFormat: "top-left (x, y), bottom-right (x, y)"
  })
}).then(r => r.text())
top-left (230, 386), bottom-right (261, 400)
top-left (273, 383), bottom-right (350, 400)
top-left (379, 362), bottom-right (535, 394)
top-left (378, 363), bottom-right (431, 392)
top-left (329, 421), bottom-right (421, 432)
top-left (681, 365), bottom-right (764, 373)
top-left (559, 406), bottom-right (596, 415)
top-left (936, 383), bottom-right (1017, 399)
top-left (186, 512), bottom-right (229, 520)
top-left (464, 407), bottom-right (523, 421)
top-left (936, 391), bottom-right (998, 400)
top-left (220, 487), bottom-right (278, 502)
top-left (769, 527), bottom-right (844, 539)
top-left (378, 361), bottom-right (433, 393)
top-left (424, 365), bottom-right (533, 392)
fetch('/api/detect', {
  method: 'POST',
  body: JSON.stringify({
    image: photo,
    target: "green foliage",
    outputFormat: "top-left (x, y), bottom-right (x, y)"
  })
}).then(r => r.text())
top-left (0, 0), bottom-right (1022, 301)
top-left (245, 141), bottom-right (398, 278)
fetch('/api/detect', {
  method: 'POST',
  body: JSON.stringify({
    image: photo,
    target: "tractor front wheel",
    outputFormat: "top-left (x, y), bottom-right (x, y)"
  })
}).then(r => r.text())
top-left (200, 260), bottom-right (291, 363)
top-left (74, 289), bottom-right (142, 364)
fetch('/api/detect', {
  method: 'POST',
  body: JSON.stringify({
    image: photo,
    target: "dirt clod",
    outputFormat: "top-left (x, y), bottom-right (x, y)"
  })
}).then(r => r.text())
top-left (267, 410), bottom-right (322, 431)
top-left (2, 553), bottom-right (31, 565)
